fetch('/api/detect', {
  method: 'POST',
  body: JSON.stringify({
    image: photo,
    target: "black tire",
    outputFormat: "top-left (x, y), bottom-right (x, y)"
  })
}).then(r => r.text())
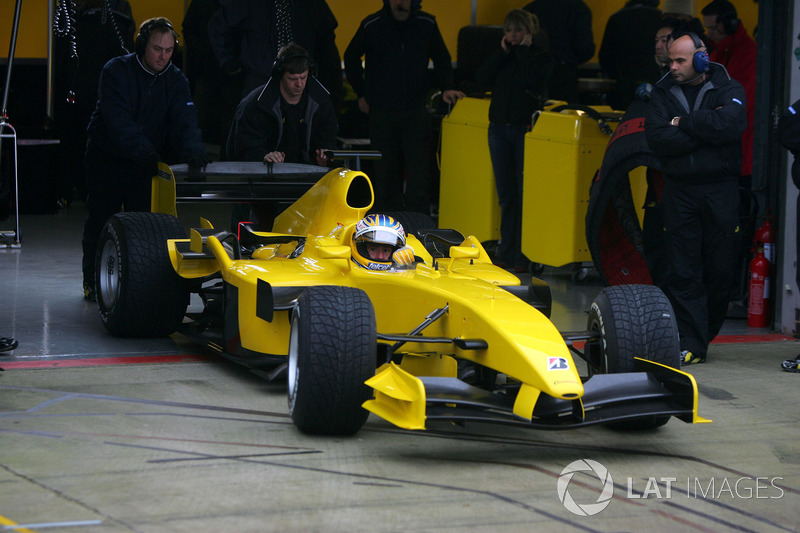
top-left (97, 212), bottom-right (189, 337)
top-left (288, 286), bottom-right (376, 435)
top-left (382, 211), bottom-right (437, 239)
top-left (586, 284), bottom-right (679, 429)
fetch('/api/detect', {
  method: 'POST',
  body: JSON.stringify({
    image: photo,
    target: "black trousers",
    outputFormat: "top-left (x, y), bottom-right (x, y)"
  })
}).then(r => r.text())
top-left (661, 179), bottom-right (741, 356)
top-left (368, 107), bottom-right (433, 214)
top-left (81, 148), bottom-right (151, 284)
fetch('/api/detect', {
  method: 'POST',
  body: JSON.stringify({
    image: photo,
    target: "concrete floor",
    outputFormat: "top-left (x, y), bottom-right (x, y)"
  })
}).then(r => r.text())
top-left (1, 205), bottom-right (799, 532)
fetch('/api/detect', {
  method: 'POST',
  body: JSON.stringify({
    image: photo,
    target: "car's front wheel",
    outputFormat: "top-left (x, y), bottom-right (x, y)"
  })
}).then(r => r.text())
top-left (97, 212), bottom-right (189, 337)
top-left (288, 286), bottom-right (376, 435)
top-left (587, 284), bottom-right (680, 429)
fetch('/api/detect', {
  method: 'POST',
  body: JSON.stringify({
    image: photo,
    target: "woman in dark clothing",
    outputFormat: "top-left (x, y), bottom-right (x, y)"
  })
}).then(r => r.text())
top-left (477, 9), bottom-right (553, 271)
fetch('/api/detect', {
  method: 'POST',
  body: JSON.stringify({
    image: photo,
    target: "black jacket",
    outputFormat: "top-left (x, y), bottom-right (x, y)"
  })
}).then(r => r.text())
top-left (86, 53), bottom-right (205, 163)
top-left (476, 43), bottom-right (554, 126)
top-left (645, 63), bottom-right (746, 183)
top-left (208, 0), bottom-right (342, 102)
top-left (598, 4), bottom-right (662, 110)
top-left (344, 4), bottom-right (454, 111)
top-left (227, 76), bottom-right (337, 163)
top-left (523, 0), bottom-right (595, 67)
top-left (778, 98), bottom-right (800, 189)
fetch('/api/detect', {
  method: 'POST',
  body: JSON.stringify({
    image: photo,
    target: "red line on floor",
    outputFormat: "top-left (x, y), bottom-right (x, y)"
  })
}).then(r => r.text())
top-left (1, 354), bottom-right (214, 369)
top-left (711, 333), bottom-right (796, 344)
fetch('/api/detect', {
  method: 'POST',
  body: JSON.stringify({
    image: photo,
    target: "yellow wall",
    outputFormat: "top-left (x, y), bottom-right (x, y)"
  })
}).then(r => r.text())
top-left (1, 1), bottom-right (761, 62)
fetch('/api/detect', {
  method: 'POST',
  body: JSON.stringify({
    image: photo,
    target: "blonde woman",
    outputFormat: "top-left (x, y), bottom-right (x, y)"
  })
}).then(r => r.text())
top-left (477, 9), bottom-right (553, 271)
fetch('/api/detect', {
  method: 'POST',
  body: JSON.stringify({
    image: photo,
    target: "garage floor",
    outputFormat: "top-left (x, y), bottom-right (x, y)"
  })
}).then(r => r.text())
top-left (1, 204), bottom-right (799, 532)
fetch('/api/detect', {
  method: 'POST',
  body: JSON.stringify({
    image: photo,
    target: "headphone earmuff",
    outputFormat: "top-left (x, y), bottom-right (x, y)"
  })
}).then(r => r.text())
top-left (135, 19), bottom-right (179, 57)
top-left (687, 32), bottom-right (710, 74)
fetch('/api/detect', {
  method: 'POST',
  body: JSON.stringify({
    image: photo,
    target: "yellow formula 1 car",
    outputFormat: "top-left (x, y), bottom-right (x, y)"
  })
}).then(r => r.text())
top-left (95, 165), bottom-right (709, 436)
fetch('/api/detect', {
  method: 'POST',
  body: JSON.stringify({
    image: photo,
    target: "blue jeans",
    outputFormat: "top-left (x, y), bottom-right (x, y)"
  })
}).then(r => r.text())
top-left (488, 122), bottom-right (528, 267)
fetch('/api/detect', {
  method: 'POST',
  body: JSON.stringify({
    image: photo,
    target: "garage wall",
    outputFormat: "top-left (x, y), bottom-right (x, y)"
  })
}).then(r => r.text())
top-left (2, 1), bottom-right (761, 63)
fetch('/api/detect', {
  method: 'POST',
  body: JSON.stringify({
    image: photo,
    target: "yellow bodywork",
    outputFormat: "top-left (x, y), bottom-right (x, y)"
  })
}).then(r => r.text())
top-left (165, 168), bottom-right (586, 429)
top-left (438, 98), bottom-right (649, 269)
top-left (522, 108), bottom-right (616, 267)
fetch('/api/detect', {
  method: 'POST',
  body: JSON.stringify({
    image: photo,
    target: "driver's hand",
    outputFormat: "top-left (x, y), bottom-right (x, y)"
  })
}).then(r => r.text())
top-left (392, 245), bottom-right (415, 266)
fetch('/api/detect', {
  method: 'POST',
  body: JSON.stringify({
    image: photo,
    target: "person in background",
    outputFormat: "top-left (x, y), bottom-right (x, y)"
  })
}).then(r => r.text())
top-left (227, 43), bottom-right (337, 230)
top-left (227, 43), bottom-right (337, 166)
top-left (522, 0), bottom-right (594, 103)
top-left (81, 18), bottom-right (208, 301)
top-left (701, 0), bottom-right (756, 203)
top-left (476, 9), bottom-right (553, 273)
top-left (208, 0), bottom-right (342, 110)
top-left (776, 32), bottom-right (800, 373)
top-left (344, 0), bottom-right (464, 215)
top-left (182, 0), bottom-right (242, 159)
top-left (599, 0), bottom-right (662, 110)
top-left (54, 0), bottom-right (135, 204)
top-left (645, 32), bottom-right (746, 366)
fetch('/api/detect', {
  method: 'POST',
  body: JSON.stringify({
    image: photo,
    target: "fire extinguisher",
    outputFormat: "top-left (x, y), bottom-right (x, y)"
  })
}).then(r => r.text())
top-left (754, 218), bottom-right (775, 264)
top-left (748, 246), bottom-right (770, 328)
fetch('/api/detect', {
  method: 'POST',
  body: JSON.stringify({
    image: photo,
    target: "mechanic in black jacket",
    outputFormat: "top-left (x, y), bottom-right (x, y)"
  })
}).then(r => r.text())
top-left (476, 9), bottom-right (553, 272)
top-left (81, 18), bottom-right (208, 301)
top-left (227, 44), bottom-right (337, 165)
top-left (344, 0), bottom-right (464, 214)
top-left (645, 33), bottom-right (747, 366)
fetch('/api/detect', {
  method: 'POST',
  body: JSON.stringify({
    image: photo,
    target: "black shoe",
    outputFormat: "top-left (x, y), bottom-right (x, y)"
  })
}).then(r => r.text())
top-left (83, 283), bottom-right (96, 302)
top-left (781, 355), bottom-right (800, 373)
top-left (0, 337), bottom-right (18, 352)
top-left (680, 349), bottom-right (706, 366)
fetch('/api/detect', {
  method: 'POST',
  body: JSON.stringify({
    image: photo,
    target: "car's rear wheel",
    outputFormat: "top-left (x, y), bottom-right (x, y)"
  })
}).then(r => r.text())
top-left (288, 286), bottom-right (376, 435)
top-left (97, 212), bottom-right (189, 337)
top-left (587, 284), bottom-right (680, 429)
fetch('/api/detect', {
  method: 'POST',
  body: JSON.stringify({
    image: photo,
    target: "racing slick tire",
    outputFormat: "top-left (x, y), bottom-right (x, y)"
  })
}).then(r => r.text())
top-left (587, 284), bottom-right (680, 429)
top-left (97, 212), bottom-right (189, 337)
top-left (288, 286), bottom-right (377, 435)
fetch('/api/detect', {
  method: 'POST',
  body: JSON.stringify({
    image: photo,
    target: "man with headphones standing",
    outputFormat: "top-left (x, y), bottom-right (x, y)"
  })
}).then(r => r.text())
top-left (81, 17), bottom-right (208, 301)
top-left (645, 32), bottom-right (747, 366)
top-left (227, 43), bottom-right (337, 165)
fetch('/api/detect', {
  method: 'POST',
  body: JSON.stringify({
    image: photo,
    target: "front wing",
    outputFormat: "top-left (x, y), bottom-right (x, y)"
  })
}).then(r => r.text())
top-left (365, 357), bottom-right (710, 430)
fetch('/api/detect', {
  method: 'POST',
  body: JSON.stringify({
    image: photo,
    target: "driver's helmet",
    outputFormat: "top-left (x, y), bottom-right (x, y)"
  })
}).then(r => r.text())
top-left (351, 214), bottom-right (406, 271)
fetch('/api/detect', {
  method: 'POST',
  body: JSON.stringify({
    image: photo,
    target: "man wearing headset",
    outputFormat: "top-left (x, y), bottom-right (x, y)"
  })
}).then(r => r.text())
top-left (81, 17), bottom-right (208, 301)
top-left (227, 43), bottom-right (337, 166)
top-left (645, 32), bottom-right (747, 366)
top-left (226, 43), bottom-right (337, 230)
